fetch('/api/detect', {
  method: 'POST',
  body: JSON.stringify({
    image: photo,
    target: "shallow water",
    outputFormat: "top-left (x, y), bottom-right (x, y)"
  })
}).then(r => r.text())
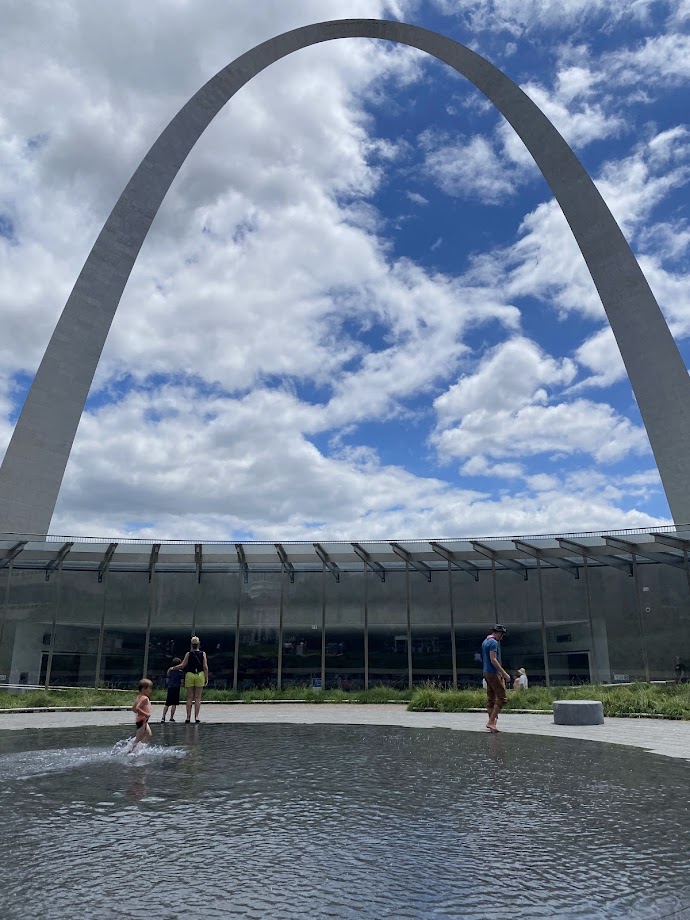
top-left (1, 723), bottom-right (689, 919)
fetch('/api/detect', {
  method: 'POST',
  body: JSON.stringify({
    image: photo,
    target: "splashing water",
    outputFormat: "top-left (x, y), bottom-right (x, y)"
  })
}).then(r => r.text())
top-left (0, 740), bottom-right (186, 782)
top-left (110, 738), bottom-right (187, 761)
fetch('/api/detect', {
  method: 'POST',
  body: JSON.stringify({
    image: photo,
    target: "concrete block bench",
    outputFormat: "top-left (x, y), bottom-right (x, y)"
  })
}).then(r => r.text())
top-left (553, 700), bottom-right (604, 726)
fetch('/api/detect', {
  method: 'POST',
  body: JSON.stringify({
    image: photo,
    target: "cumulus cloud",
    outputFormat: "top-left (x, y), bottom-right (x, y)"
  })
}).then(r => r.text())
top-left (461, 124), bottom-right (690, 333)
top-left (51, 380), bottom-right (665, 540)
top-left (419, 57), bottom-right (624, 206)
top-left (434, 337), bottom-right (577, 422)
top-left (430, 0), bottom-right (660, 35)
top-left (603, 32), bottom-right (690, 86)
top-left (421, 133), bottom-right (519, 204)
top-left (435, 399), bottom-right (649, 465)
top-left (432, 337), bottom-right (648, 466)
top-left (573, 327), bottom-right (627, 390)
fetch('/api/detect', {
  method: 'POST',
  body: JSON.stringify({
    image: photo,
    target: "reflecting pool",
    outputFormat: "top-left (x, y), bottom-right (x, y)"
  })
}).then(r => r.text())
top-left (1, 723), bottom-right (689, 919)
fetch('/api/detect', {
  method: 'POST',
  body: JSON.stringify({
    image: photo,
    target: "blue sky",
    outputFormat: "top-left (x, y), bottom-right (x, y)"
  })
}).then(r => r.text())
top-left (0, 0), bottom-right (689, 539)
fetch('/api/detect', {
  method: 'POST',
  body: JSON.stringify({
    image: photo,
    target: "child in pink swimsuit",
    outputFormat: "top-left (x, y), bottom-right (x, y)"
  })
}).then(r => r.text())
top-left (130, 679), bottom-right (153, 752)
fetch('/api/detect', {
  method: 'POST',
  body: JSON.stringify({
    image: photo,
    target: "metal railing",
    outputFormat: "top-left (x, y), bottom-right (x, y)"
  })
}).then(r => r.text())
top-left (0, 521), bottom-right (684, 547)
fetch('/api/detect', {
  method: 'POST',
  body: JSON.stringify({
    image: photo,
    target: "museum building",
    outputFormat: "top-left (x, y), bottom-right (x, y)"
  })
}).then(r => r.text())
top-left (1, 527), bottom-right (688, 691)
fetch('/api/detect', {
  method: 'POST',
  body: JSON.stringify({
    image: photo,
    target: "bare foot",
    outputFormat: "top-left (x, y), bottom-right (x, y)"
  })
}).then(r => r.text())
top-left (486, 722), bottom-right (499, 733)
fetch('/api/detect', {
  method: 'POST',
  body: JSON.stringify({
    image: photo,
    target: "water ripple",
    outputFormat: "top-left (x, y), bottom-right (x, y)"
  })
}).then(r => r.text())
top-left (0, 724), bottom-right (689, 919)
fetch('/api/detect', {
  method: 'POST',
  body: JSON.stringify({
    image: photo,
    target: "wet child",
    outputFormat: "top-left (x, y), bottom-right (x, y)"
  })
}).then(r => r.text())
top-left (161, 658), bottom-right (182, 722)
top-left (130, 678), bottom-right (153, 753)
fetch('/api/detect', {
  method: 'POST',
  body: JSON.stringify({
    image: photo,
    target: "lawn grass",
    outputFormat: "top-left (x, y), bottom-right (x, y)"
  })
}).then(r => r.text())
top-left (4, 682), bottom-right (690, 719)
top-left (0, 684), bottom-right (413, 710)
top-left (408, 682), bottom-right (690, 719)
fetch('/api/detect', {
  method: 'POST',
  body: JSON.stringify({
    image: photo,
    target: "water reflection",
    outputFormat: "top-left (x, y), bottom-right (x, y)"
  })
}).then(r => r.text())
top-left (126, 772), bottom-right (147, 803)
top-left (0, 725), bottom-right (689, 919)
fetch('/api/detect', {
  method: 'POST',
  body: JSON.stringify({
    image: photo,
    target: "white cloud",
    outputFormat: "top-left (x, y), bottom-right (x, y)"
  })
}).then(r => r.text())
top-left (432, 337), bottom-right (648, 465)
top-left (636, 254), bottom-right (690, 339)
top-left (436, 398), bottom-right (649, 465)
top-left (462, 125), bottom-right (690, 330)
top-left (51, 380), bottom-right (666, 540)
top-left (595, 127), bottom-right (690, 236)
top-left (435, 337), bottom-right (577, 421)
top-left (429, 0), bottom-right (657, 35)
top-left (322, 265), bottom-right (521, 427)
top-left (672, 0), bottom-right (690, 23)
top-left (460, 456), bottom-right (524, 478)
top-left (524, 473), bottom-right (560, 491)
top-left (623, 468), bottom-right (662, 486)
top-left (501, 199), bottom-right (603, 318)
top-left (421, 133), bottom-right (519, 204)
top-left (420, 59), bottom-right (624, 206)
top-left (573, 327), bottom-right (626, 389)
top-left (0, 0), bottom-right (423, 382)
top-left (604, 32), bottom-right (690, 86)
top-left (516, 76), bottom-right (624, 150)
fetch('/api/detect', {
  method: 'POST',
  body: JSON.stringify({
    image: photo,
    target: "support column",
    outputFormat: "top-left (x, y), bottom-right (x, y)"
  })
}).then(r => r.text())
top-left (191, 564), bottom-right (201, 636)
top-left (277, 565), bottom-right (285, 690)
top-left (448, 560), bottom-right (458, 689)
top-left (536, 558), bottom-right (551, 687)
top-left (95, 569), bottom-right (110, 689)
top-left (632, 554), bottom-right (651, 682)
top-left (142, 545), bottom-right (159, 680)
top-left (320, 561), bottom-right (326, 690)
top-left (0, 561), bottom-right (15, 655)
top-left (405, 560), bottom-right (413, 690)
top-left (491, 559), bottom-right (498, 622)
top-left (232, 576), bottom-right (242, 691)
top-left (44, 563), bottom-right (65, 689)
top-left (581, 555), bottom-right (599, 684)
top-left (363, 561), bottom-right (369, 691)
top-left (142, 571), bottom-right (157, 679)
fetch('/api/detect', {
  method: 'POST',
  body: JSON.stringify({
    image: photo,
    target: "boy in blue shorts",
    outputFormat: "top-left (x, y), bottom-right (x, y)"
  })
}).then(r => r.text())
top-left (161, 657), bottom-right (182, 722)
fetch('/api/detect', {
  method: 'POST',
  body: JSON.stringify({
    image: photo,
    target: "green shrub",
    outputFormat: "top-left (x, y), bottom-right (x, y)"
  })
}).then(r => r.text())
top-left (0, 683), bottom-right (413, 710)
top-left (5, 681), bottom-right (690, 719)
top-left (408, 682), bottom-right (690, 719)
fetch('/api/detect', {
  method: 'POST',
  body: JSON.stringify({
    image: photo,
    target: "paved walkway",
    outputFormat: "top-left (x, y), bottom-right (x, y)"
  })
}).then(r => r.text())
top-left (1, 704), bottom-right (689, 761)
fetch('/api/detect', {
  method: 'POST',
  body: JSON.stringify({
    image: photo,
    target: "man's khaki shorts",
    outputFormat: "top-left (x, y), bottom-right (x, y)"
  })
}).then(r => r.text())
top-left (484, 672), bottom-right (507, 710)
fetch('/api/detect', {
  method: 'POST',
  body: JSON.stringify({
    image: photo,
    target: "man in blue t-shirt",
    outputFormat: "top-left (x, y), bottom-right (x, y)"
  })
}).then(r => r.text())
top-left (481, 625), bottom-right (511, 733)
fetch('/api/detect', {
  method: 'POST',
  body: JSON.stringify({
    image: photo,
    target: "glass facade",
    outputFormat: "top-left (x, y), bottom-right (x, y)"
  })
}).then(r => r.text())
top-left (1, 533), bottom-right (690, 690)
top-left (324, 568), bottom-right (365, 690)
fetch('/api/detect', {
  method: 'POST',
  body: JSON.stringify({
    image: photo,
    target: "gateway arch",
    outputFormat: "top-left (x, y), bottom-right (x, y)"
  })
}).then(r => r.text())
top-left (1, 18), bottom-right (689, 535)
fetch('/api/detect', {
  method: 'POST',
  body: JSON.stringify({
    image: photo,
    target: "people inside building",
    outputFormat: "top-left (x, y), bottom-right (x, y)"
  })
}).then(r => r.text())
top-left (675, 656), bottom-right (687, 683)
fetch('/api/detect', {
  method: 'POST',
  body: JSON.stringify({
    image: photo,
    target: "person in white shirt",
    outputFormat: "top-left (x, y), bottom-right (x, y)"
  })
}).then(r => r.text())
top-left (513, 667), bottom-right (528, 690)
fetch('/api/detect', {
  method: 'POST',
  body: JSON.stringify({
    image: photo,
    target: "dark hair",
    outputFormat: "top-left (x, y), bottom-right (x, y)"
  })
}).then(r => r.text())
top-left (138, 678), bottom-right (153, 691)
top-left (172, 657), bottom-right (182, 665)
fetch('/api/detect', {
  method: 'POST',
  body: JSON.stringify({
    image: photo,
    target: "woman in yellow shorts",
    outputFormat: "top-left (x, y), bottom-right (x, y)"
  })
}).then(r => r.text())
top-left (172, 636), bottom-right (208, 723)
